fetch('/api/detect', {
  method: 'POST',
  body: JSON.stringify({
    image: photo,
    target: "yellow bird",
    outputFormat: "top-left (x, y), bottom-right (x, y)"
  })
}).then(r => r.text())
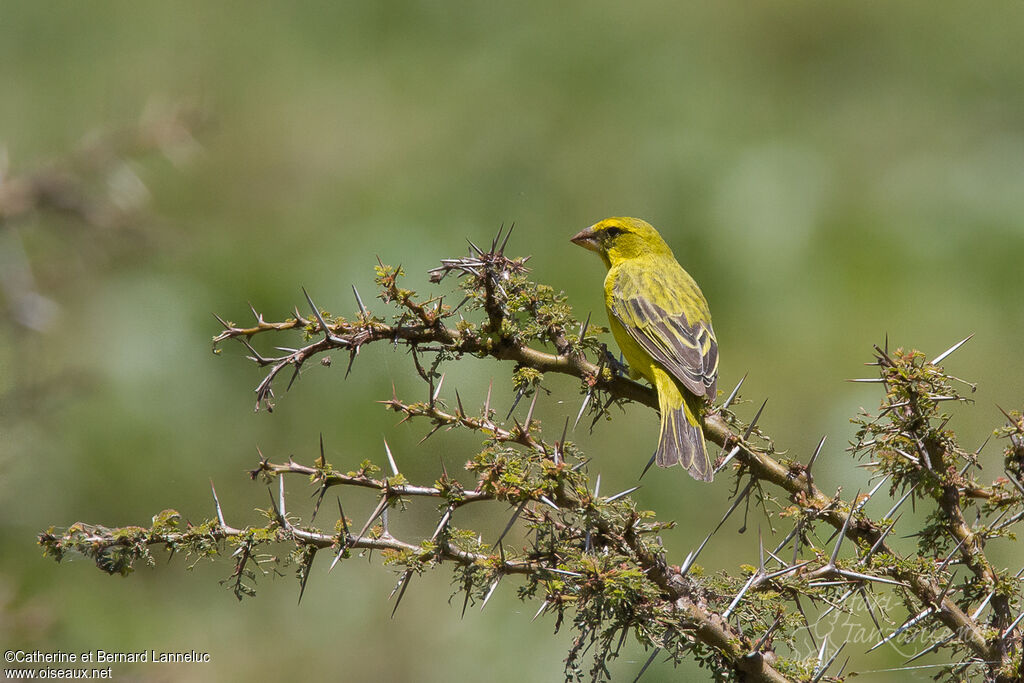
top-left (571, 217), bottom-right (719, 482)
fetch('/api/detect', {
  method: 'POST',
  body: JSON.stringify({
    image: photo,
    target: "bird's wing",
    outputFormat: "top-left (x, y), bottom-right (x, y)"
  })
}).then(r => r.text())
top-left (609, 265), bottom-right (718, 399)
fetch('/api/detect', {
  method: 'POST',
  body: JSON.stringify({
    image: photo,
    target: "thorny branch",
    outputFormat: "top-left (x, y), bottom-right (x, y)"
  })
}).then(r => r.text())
top-left (42, 229), bottom-right (1024, 682)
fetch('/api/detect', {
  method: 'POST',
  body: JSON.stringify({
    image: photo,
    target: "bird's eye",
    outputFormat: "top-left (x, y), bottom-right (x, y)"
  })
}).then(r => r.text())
top-left (603, 227), bottom-right (625, 238)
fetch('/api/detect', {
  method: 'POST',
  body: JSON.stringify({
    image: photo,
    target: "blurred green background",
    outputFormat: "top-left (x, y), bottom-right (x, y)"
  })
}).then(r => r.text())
top-left (2, 3), bottom-right (1023, 681)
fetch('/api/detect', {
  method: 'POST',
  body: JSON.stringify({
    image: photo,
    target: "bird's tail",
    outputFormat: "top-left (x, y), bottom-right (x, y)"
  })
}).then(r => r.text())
top-left (653, 368), bottom-right (712, 482)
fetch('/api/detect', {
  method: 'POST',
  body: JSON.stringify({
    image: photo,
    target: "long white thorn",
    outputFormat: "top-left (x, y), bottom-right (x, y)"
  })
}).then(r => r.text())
top-left (384, 439), bottom-right (399, 477)
top-left (929, 333), bottom-right (974, 365)
top-left (480, 576), bottom-right (502, 610)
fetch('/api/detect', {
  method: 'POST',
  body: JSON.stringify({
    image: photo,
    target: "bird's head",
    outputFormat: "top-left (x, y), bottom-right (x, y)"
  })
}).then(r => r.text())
top-left (570, 217), bottom-right (673, 267)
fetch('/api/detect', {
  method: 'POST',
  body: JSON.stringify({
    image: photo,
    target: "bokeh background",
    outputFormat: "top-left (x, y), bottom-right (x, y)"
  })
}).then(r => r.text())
top-left (2, 3), bottom-right (1023, 681)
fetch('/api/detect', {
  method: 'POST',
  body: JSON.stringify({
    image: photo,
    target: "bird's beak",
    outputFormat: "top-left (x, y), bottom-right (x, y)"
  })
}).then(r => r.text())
top-left (570, 225), bottom-right (600, 253)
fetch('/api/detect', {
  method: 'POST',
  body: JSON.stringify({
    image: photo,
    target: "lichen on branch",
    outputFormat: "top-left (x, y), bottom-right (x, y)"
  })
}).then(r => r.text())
top-left (41, 230), bottom-right (1024, 683)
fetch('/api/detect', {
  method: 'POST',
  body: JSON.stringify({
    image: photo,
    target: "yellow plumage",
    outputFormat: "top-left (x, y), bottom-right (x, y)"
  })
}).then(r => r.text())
top-left (571, 217), bottom-right (718, 482)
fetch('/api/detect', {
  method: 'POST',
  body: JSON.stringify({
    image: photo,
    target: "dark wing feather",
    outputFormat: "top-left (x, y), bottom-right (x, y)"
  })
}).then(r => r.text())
top-left (610, 266), bottom-right (718, 399)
